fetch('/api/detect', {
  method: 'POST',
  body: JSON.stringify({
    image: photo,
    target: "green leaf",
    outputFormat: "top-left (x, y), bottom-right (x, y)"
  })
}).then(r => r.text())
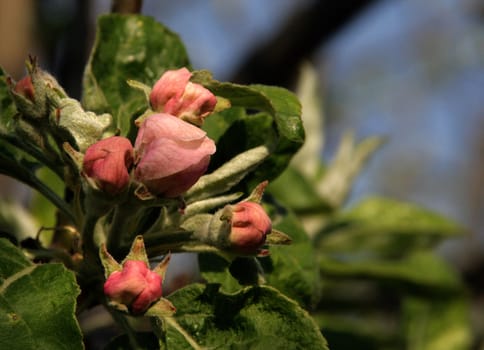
top-left (313, 310), bottom-right (401, 350)
top-left (166, 283), bottom-right (328, 349)
top-left (0, 238), bottom-right (31, 282)
top-left (403, 297), bottom-right (471, 350)
top-left (198, 253), bottom-right (242, 293)
top-left (186, 145), bottom-right (270, 202)
top-left (319, 251), bottom-right (462, 292)
top-left (191, 71), bottom-right (273, 112)
top-left (291, 63), bottom-right (326, 179)
top-left (0, 239), bottom-right (83, 350)
top-left (193, 72), bottom-right (304, 191)
top-left (317, 196), bottom-right (466, 257)
top-left (202, 107), bottom-right (244, 143)
top-left (268, 166), bottom-right (333, 214)
top-left (315, 133), bottom-right (384, 208)
top-left (82, 14), bottom-right (190, 136)
top-left (261, 207), bottom-right (322, 309)
top-left (210, 112), bottom-right (278, 190)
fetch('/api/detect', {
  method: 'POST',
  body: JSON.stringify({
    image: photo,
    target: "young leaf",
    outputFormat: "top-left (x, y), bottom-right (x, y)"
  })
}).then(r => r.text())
top-left (319, 252), bottom-right (462, 292)
top-left (402, 296), bottom-right (471, 350)
top-left (166, 283), bottom-right (328, 349)
top-left (316, 133), bottom-right (384, 208)
top-left (317, 196), bottom-right (466, 257)
top-left (0, 239), bottom-right (83, 350)
top-left (291, 63), bottom-right (325, 179)
top-left (185, 145), bottom-right (270, 202)
top-left (268, 166), bottom-right (333, 214)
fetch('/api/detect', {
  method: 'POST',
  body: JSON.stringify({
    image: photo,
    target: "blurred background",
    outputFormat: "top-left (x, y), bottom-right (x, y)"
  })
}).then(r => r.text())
top-left (0, 0), bottom-right (483, 343)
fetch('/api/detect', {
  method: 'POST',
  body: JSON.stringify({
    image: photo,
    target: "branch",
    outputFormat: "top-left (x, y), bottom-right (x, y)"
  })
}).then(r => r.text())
top-left (111, 0), bottom-right (143, 14)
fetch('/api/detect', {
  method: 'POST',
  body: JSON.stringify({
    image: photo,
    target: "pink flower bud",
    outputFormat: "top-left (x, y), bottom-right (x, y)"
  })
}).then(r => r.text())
top-left (82, 136), bottom-right (134, 195)
top-left (103, 260), bottom-right (162, 314)
top-left (149, 68), bottom-right (217, 126)
top-left (14, 76), bottom-right (35, 103)
top-left (134, 114), bottom-right (216, 197)
top-left (229, 202), bottom-right (272, 254)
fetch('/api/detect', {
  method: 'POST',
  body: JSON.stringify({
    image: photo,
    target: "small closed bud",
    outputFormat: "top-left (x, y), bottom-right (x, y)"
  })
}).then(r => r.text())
top-left (100, 236), bottom-right (174, 316)
top-left (228, 201), bottom-right (272, 254)
top-left (103, 260), bottom-right (162, 314)
top-left (149, 67), bottom-right (217, 126)
top-left (134, 114), bottom-right (216, 197)
top-left (13, 76), bottom-right (35, 103)
top-left (8, 57), bottom-right (67, 119)
top-left (82, 136), bottom-right (134, 195)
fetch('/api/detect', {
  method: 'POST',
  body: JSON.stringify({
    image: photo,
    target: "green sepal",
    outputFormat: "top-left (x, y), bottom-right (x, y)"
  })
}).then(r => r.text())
top-left (99, 243), bottom-right (122, 278)
top-left (122, 235), bottom-right (149, 266)
top-left (144, 298), bottom-right (177, 318)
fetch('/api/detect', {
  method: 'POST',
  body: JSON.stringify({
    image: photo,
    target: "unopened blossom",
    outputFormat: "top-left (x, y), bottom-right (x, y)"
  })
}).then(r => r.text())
top-left (82, 136), bottom-right (134, 195)
top-left (134, 113), bottom-right (216, 197)
top-left (228, 201), bottom-right (272, 254)
top-left (13, 76), bottom-right (35, 102)
top-left (103, 260), bottom-right (162, 314)
top-left (149, 67), bottom-right (217, 126)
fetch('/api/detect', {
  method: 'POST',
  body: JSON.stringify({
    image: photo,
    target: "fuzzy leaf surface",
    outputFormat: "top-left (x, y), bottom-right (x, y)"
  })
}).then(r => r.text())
top-left (194, 72), bottom-right (305, 191)
top-left (0, 239), bottom-right (82, 350)
top-left (166, 283), bottom-right (328, 349)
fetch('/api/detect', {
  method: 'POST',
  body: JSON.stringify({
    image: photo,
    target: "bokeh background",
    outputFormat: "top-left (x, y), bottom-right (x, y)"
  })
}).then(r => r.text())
top-left (0, 0), bottom-right (483, 345)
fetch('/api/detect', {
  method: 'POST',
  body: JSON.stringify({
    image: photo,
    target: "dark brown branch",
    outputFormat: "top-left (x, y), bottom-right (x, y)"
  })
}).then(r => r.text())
top-left (231, 1), bottom-right (378, 87)
top-left (111, 0), bottom-right (143, 14)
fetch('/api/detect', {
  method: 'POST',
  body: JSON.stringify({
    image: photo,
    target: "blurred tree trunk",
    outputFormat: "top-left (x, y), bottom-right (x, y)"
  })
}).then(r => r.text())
top-left (0, 0), bottom-right (34, 76)
top-left (0, 0), bottom-right (35, 205)
top-left (231, 1), bottom-right (377, 87)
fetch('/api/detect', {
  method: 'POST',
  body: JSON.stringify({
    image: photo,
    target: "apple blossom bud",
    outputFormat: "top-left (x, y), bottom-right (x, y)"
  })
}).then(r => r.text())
top-left (134, 113), bottom-right (216, 197)
top-left (149, 67), bottom-right (217, 126)
top-left (8, 57), bottom-right (67, 120)
top-left (228, 201), bottom-right (272, 254)
top-left (13, 76), bottom-right (35, 103)
top-left (82, 136), bottom-right (134, 195)
top-left (103, 260), bottom-right (162, 314)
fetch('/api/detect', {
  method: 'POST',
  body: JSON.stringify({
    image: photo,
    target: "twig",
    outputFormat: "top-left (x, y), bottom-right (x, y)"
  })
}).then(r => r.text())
top-left (111, 0), bottom-right (143, 14)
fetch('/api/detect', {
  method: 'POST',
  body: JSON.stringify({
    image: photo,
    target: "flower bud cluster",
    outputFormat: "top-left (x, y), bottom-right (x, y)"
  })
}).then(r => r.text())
top-left (7, 56), bottom-right (112, 161)
top-left (8, 57), bottom-right (68, 120)
top-left (82, 68), bottom-right (217, 198)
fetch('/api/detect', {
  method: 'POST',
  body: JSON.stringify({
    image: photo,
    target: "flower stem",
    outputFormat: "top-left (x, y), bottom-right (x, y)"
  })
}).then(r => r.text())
top-left (81, 213), bottom-right (101, 264)
top-left (109, 309), bottom-right (141, 349)
top-left (107, 202), bottom-right (142, 255)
